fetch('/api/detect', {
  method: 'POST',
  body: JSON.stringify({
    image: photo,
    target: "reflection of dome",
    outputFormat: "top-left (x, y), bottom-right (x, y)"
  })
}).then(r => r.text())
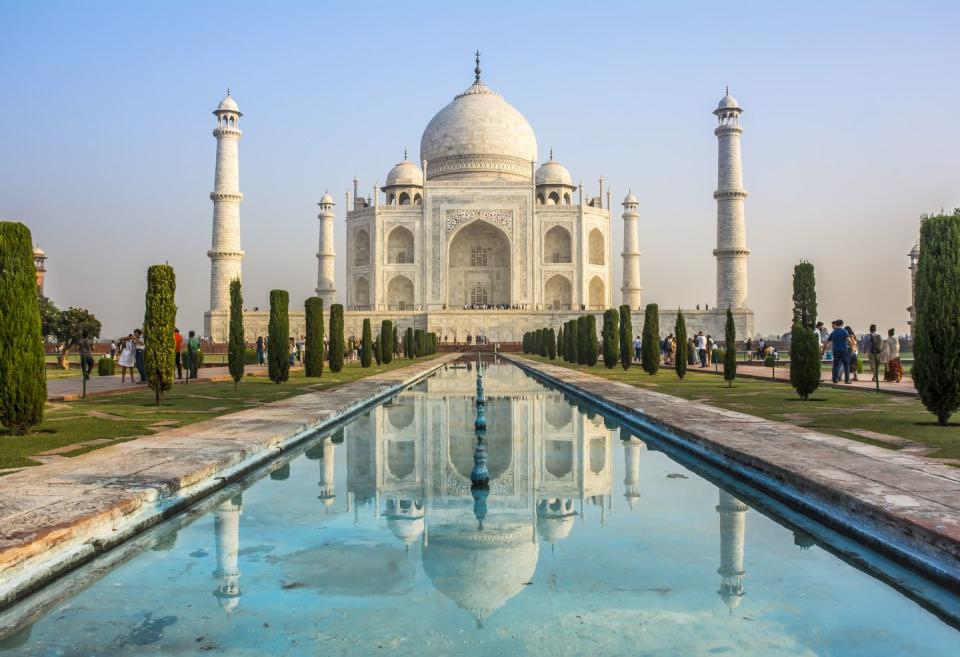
top-left (422, 522), bottom-right (538, 626)
top-left (420, 79), bottom-right (537, 182)
top-left (385, 158), bottom-right (423, 187)
top-left (537, 515), bottom-right (574, 544)
top-left (719, 590), bottom-right (744, 611)
top-left (387, 516), bottom-right (425, 545)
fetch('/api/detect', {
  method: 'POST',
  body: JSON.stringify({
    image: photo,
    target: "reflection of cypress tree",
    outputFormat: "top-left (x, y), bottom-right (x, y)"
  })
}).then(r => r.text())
top-left (269, 463), bottom-right (291, 481)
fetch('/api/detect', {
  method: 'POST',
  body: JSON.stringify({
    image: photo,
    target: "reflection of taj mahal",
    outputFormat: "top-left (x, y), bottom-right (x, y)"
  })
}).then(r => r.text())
top-left (203, 54), bottom-right (755, 342)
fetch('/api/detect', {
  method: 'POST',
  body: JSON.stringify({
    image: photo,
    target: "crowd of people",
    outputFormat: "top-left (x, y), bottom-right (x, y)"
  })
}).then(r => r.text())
top-left (100, 327), bottom-right (202, 384)
top-left (817, 321), bottom-right (902, 384)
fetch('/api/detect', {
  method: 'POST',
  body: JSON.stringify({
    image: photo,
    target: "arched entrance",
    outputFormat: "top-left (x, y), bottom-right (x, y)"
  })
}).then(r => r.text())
top-left (544, 274), bottom-right (572, 310)
top-left (447, 221), bottom-right (511, 307)
top-left (387, 275), bottom-right (414, 310)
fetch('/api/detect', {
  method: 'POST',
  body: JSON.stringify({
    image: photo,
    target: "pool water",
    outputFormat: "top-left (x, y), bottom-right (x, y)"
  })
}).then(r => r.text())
top-left (1, 361), bottom-right (958, 656)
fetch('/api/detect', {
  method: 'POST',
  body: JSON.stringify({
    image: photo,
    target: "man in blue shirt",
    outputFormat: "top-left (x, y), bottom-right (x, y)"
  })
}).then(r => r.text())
top-left (822, 319), bottom-right (850, 384)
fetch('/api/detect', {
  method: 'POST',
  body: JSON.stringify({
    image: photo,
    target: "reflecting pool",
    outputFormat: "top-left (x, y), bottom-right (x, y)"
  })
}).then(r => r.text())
top-left (1, 361), bottom-right (958, 656)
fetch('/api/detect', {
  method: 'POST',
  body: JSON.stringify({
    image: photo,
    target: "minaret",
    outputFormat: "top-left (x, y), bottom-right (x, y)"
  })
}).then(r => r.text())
top-left (620, 192), bottom-right (642, 309)
top-left (716, 489), bottom-right (748, 611)
top-left (32, 246), bottom-right (47, 295)
top-left (213, 493), bottom-right (243, 613)
top-left (318, 437), bottom-right (336, 508)
top-left (713, 88), bottom-right (749, 310)
top-left (316, 192), bottom-right (337, 306)
top-left (622, 434), bottom-right (643, 509)
top-left (208, 90), bottom-right (244, 315)
top-left (908, 243), bottom-right (920, 335)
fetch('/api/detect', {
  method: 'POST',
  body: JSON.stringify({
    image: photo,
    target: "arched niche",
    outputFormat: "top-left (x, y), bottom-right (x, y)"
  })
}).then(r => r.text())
top-left (388, 226), bottom-right (415, 264)
top-left (353, 228), bottom-right (370, 266)
top-left (588, 276), bottom-right (605, 309)
top-left (588, 228), bottom-right (605, 265)
top-left (447, 221), bottom-right (511, 307)
top-left (354, 276), bottom-right (370, 307)
top-left (543, 225), bottom-right (572, 264)
top-left (544, 274), bottom-right (572, 311)
top-left (387, 275), bottom-right (414, 310)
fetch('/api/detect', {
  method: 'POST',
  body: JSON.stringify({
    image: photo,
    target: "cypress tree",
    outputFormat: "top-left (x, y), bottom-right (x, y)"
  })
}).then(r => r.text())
top-left (724, 307), bottom-right (737, 387)
top-left (602, 308), bottom-right (619, 368)
top-left (0, 222), bottom-right (45, 433)
top-left (405, 327), bottom-right (414, 358)
top-left (789, 320), bottom-right (821, 400)
top-left (143, 264), bottom-right (177, 405)
top-left (304, 297), bottom-right (324, 377)
top-left (360, 318), bottom-right (373, 367)
top-left (373, 334), bottom-right (382, 365)
top-left (913, 211), bottom-right (960, 425)
top-left (539, 329), bottom-right (549, 357)
top-left (587, 315), bottom-right (599, 366)
top-left (792, 261), bottom-right (818, 330)
top-left (329, 303), bottom-right (345, 373)
top-left (556, 326), bottom-right (563, 357)
top-left (674, 310), bottom-right (687, 379)
top-left (641, 303), bottom-right (660, 375)
top-left (381, 320), bottom-right (394, 364)
top-left (268, 289), bottom-right (290, 383)
top-left (576, 316), bottom-right (589, 365)
top-left (547, 327), bottom-right (557, 359)
top-left (567, 318), bottom-right (579, 363)
top-left (619, 304), bottom-right (633, 371)
top-left (414, 329), bottom-right (424, 357)
top-left (228, 277), bottom-right (244, 390)
top-left (393, 325), bottom-right (400, 358)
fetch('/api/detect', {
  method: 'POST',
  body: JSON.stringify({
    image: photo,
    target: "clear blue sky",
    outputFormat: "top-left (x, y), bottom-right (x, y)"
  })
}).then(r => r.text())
top-left (2, 0), bottom-right (957, 337)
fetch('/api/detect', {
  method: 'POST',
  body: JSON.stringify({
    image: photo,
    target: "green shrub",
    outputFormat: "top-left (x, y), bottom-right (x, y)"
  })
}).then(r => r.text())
top-left (144, 264), bottom-right (177, 404)
top-left (268, 289), bottom-right (290, 383)
top-left (304, 297), bottom-right (324, 377)
top-left (724, 308), bottom-right (737, 387)
top-left (547, 327), bottom-right (556, 359)
top-left (619, 305), bottom-right (632, 371)
top-left (674, 310), bottom-right (687, 379)
top-left (361, 318), bottom-right (373, 367)
top-left (243, 348), bottom-right (258, 365)
top-left (641, 303), bottom-right (660, 375)
top-left (329, 304), bottom-right (345, 372)
top-left (381, 320), bottom-right (394, 364)
top-left (602, 309), bottom-right (619, 368)
top-left (228, 278), bottom-right (244, 389)
top-left (97, 357), bottom-right (115, 376)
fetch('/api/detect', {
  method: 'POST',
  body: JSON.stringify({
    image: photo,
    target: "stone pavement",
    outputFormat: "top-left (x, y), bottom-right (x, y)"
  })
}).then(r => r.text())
top-left (729, 361), bottom-right (918, 396)
top-left (505, 355), bottom-right (960, 587)
top-left (0, 354), bottom-right (458, 609)
top-left (45, 364), bottom-right (271, 401)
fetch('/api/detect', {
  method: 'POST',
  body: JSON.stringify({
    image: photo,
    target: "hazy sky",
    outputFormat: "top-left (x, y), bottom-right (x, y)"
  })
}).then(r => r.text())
top-left (2, 0), bottom-right (957, 338)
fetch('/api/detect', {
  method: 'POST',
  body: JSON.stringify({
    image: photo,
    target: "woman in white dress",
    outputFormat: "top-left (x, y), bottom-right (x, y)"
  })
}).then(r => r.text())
top-left (117, 333), bottom-right (137, 383)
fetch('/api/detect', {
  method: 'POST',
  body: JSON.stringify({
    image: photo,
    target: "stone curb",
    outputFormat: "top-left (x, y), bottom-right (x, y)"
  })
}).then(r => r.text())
top-left (503, 355), bottom-right (960, 590)
top-left (0, 354), bottom-right (458, 611)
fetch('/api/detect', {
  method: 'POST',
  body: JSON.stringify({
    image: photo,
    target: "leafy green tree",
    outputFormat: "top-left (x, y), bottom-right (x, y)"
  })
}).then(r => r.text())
top-left (913, 211), bottom-right (960, 425)
top-left (143, 264), bottom-right (177, 404)
top-left (227, 278), bottom-right (245, 390)
top-left (304, 297), bottom-right (324, 377)
top-left (360, 318), bottom-right (373, 367)
top-left (381, 320), bottom-right (394, 364)
top-left (674, 310), bottom-right (687, 379)
top-left (792, 261), bottom-right (818, 330)
top-left (53, 306), bottom-right (102, 369)
top-left (724, 308), bottom-right (737, 387)
top-left (619, 305), bottom-right (633, 371)
top-left (602, 309), bottom-right (620, 368)
top-left (547, 327), bottom-right (557, 359)
top-left (38, 293), bottom-right (59, 340)
top-left (0, 222), bottom-right (46, 433)
top-left (641, 303), bottom-right (660, 375)
top-left (789, 320), bottom-right (821, 400)
top-left (268, 289), bottom-right (290, 383)
top-left (329, 304), bottom-right (345, 372)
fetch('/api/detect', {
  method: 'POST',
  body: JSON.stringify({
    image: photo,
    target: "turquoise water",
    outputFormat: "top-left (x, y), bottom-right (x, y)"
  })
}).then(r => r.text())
top-left (1, 361), bottom-right (958, 656)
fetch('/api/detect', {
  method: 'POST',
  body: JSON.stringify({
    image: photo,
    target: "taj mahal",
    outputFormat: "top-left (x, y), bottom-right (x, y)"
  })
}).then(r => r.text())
top-left (203, 54), bottom-right (754, 343)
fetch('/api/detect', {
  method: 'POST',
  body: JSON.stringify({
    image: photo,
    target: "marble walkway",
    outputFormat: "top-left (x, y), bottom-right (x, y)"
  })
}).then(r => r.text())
top-left (504, 355), bottom-right (960, 586)
top-left (0, 354), bottom-right (458, 609)
top-left (45, 364), bottom-right (270, 401)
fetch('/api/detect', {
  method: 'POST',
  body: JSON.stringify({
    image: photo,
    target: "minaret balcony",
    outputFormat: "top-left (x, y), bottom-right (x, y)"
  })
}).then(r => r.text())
top-left (713, 190), bottom-right (748, 200)
top-left (210, 192), bottom-right (244, 202)
top-left (207, 249), bottom-right (245, 258)
top-left (713, 248), bottom-right (751, 257)
top-left (212, 127), bottom-right (242, 138)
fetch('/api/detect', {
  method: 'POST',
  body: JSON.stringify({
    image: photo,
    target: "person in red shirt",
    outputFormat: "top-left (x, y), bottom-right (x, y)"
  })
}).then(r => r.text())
top-left (173, 328), bottom-right (184, 379)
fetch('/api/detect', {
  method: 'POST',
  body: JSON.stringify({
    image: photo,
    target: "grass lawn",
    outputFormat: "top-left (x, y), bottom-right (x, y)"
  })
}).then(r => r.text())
top-left (0, 356), bottom-right (440, 470)
top-left (522, 355), bottom-right (960, 460)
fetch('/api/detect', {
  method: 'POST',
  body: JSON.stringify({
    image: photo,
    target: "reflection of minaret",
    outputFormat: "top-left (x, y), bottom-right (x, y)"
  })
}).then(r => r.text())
top-left (622, 435), bottom-right (643, 509)
top-left (716, 490), bottom-right (748, 612)
top-left (536, 498), bottom-right (575, 550)
top-left (213, 493), bottom-right (243, 613)
top-left (318, 437), bottom-right (336, 508)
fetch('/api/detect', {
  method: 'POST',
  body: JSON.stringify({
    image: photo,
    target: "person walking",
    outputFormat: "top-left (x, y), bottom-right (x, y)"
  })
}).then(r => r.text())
top-left (882, 329), bottom-right (902, 382)
top-left (289, 336), bottom-right (296, 367)
top-left (186, 330), bottom-right (200, 379)
top-left (823, 320), bottom-right (851, 384)
top-left (633, 335), bottom-right (642, 363)
top-left (109, 341), bottom-right (117, 359)
top-left (256, 335), bottom-right (264, 365)
top-left (118, 333), bottom-right (137, 383)
top-left (706, 334), bottom-right (715, 367)
top-left (78, 330), bottom-right (94, 380)
top-left (133, 329), bottom-right (146, 383)
top-left (846, 326), bottom-right (860, 382)
top-left (865, 324), bottom-right (884, 382)
top-left (695, 331), bottom-right (707, 367)
top-left (174, 328), bottom-right (184, 379)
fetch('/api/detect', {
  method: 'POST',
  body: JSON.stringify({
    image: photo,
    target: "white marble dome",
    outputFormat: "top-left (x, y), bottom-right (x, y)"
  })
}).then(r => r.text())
top-left (420, 80), bottom-right (537, 182)
top-left (385, 158), bottom-right (423, 187)
top-left (716, 91), bottom-right (740, 111)
top-left (535, 159), bottom-right (573, 187)
top-left (319, 191), bottom-right (335, 205)
top-left (217, 93), bottom-right (240, 113)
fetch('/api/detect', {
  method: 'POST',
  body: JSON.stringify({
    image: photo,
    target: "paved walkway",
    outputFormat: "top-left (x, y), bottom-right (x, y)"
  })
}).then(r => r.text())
top-left (730, 362), bottom-right (918, 396)
top-left (46, 365), bottom-right (270, 401)
top-left (505, 355), bottom-right (960, 586)
top-left (0, 354), bottom-right (458, 609)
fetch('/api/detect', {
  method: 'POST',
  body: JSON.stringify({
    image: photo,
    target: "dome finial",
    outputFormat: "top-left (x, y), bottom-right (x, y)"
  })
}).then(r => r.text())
top-left (549, 147), bottom-right (553, 161)
top-left (725, 85), bottom-right (729, 96)
top-left (474, 49), bottom-right (482, 82)
top-left (227, 87), bottom-right (231, 97)
top-left (403, 148), bottom-right (407, 161)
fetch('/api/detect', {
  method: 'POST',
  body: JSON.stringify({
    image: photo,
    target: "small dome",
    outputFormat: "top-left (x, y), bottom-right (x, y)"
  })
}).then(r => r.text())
top-left (623, 191), bottom-right (638, 205)
top-left (716, 89), bottom-right (740, 111)
top-left (33, 246), bottom-right (45, 256)
top-left (535, 159), bottom-right (573, 187)
top-left (537, 515), bottom-right (574, 544)
top-left (385, 158), bottom-right (424, 187)
top-left (319, 191), bottom-right (335, 205)
top-left (387, 516), bottom-right (425, 544)
top-left (217, 92), bottom-right (240, 113)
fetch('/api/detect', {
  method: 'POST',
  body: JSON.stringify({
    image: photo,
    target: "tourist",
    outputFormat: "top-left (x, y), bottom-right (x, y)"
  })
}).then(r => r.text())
top-left (687, 337), bottom-right (697, 365)
top-left (706, 334), bottom-right (715, 367)
top-left (846, 326), bottom-right (860, 382)
top-left (660, 334), bottom-right (671, 365)
top-left (864, 324), bottom-right (884, 382)
top-left (745, 337), bottom-right (753, 361)
top-left (109, 341), bottom-right (116, 359)
top-left (118, 333), bottom-right (137, 383)
top-left (756, 338), bottom-right (766, 361)
top-left (289, 337), bottom-right (296, 367)
top-left (78, 330), bottom-right (94, 380)
top-left (296, 335), bottom-right (304, 362)
top-left (187, 330), bottom-right (200, 379)
top-left (822, 320), bottom-right (850, 384)
top-left (131, 329), bottom-right (146, 383)
top-left (882, 328), bottom-right (902, 382)
top-left (696, 331), bottom-right (707, 367)
top-left (256, 335), bottom-right (264, 365)
top-left (172, 328), bottom-right (183, 379)
top-left (633, 335), bottom-right (642, 362)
